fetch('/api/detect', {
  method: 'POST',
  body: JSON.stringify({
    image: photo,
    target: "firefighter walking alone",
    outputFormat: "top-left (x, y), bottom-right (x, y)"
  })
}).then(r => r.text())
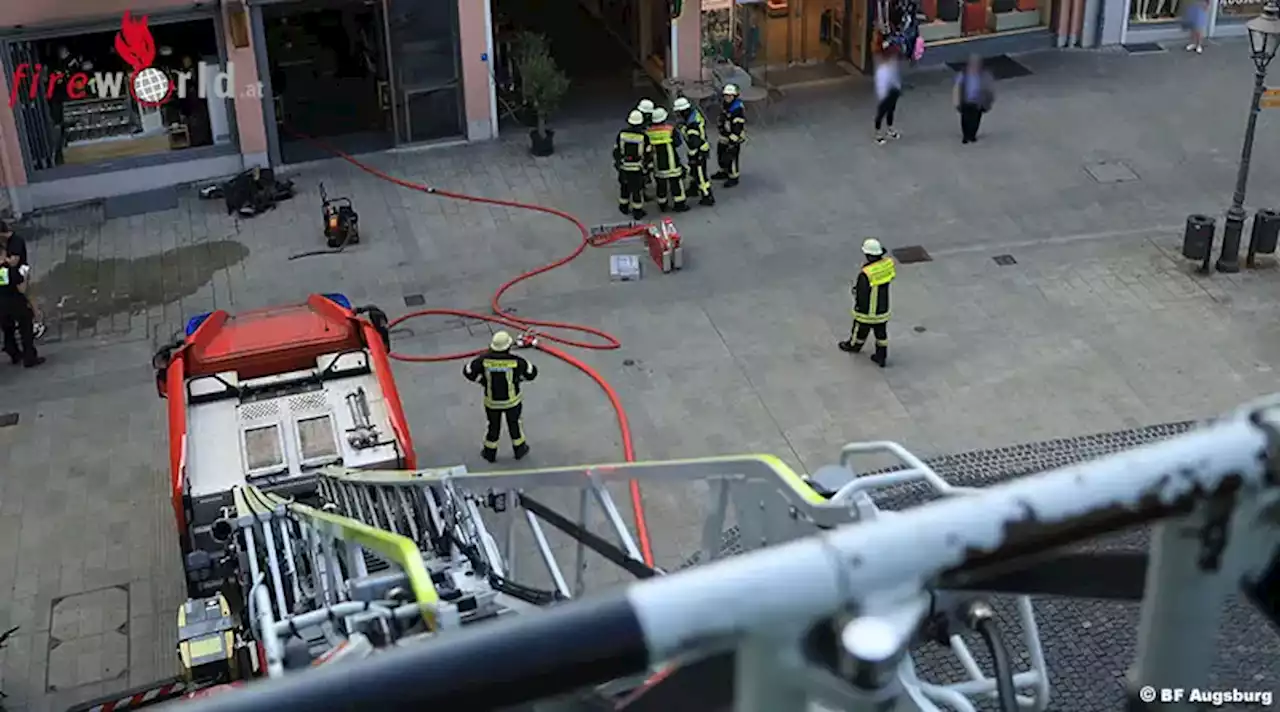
top-left (713, 84), bottom-right (746, 187)
top-left (672, 96), bottom-right (715, 206)
top-left (464, 330), bottom-right (538, 462)
top-left (838, 239), bottom-right (896, 367)
top-left (614, 110), bottom-right (651, 219)
top-left (646, 107), bottom-right (689, 212)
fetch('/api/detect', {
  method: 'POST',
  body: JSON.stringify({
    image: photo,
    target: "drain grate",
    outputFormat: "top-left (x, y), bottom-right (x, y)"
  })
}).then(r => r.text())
top-left (993, 254), bottom-right (1017, 266)
top-left (0, 413), bottom-right (17, 428)
top-left (403, 294), bottom-right (425, 307)
top-left (1084, 161), bottom-right (1140, 184)
top-left (1123, 43), bottom-right (1166, 54)
top-left (892, 245), bottom-right (933, 264)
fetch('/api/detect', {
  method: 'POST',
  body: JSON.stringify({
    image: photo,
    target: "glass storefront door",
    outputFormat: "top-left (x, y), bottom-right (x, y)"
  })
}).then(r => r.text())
top-left (385, 0), bottom-right (464, 144)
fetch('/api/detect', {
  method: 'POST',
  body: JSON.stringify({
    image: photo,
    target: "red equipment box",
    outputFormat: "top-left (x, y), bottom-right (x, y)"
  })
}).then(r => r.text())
top-left (646, 218), bottom-right (684, 273)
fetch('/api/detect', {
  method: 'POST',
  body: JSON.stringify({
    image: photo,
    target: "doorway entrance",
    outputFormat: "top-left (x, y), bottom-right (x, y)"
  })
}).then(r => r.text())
top-left (263, 0), bottom-right (394, 164)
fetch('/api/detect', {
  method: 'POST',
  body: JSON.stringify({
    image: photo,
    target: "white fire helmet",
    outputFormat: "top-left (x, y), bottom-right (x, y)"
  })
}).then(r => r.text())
top-left (862, 238), bottom-right (885, 256)
top-left (651, 107), bottom-right (668, 123)
top-left (627, 110), bottom-right (645, 126)
top-left (723, 84), bottom-right (740, 97)
top-left (672, 96), bottom-right (692, 112)
top-left (637, 99), bottom-right (656, 113)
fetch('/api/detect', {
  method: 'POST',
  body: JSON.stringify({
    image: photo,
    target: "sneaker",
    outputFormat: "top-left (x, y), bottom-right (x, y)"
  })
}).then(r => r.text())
top-left (1195, 45), bottom-right (1203, 54)
top-left (1186, 43), bottom-right (1196, 51)
top-left (33, 322), bottom-right (46, 340)
top-left (887, 128), bottom-right (901, 140)
top-left (875, 131), bottom-right (886, 145)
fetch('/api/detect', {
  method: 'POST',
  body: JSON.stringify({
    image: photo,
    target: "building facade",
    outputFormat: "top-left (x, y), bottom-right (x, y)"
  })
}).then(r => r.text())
top-left (1103, 0), bottom-right (1270, 44)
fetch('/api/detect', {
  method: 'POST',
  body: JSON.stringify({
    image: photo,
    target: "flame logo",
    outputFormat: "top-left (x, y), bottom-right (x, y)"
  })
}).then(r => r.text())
top-left (114, 12), bottom-right (156, 71)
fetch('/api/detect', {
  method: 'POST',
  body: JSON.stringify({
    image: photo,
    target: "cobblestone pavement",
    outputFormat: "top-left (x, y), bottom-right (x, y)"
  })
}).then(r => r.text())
top-left (3, 42), bottom-right (1280, 710)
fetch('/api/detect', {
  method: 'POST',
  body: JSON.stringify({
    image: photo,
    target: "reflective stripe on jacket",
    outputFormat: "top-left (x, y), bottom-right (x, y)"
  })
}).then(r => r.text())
top-left (852, 258), bottom-right (895, 324)
top-left (646, 123), bottom-right (683, 179)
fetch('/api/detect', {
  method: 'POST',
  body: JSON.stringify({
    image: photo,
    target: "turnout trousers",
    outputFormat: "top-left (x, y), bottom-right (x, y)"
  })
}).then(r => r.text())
top-left (716, 141), bottom-right (741, 180)
top-left (850, 320), bottom-right (888, 362)
top-left (618, 170), bottom-right (646, 217)
top-left (655, 171), bottom-right (687, 210)
top-left (483, 403), bottom-right (526, 459)
top-left (688, 157), bottom-right (713, 199)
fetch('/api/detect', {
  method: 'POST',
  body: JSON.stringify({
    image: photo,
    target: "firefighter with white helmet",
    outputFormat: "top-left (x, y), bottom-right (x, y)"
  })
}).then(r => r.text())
top-left (712, 84), bottom-right (746, 187)
top-left (672, 96), bottom-right (715, 206)
top-left (837, 238), bottom-right (896, 367)
top-left (635, 99), bottom-right (658, 195)
top-left (646, 107), bottom-right (688, 212)
top-left (613, 110), bottom-right (651, 218)
top-left (464, 330), bottom-right (539, 462)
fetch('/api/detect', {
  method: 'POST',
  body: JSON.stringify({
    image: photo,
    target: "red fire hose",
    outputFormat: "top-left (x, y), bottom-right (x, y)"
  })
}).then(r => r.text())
top-left (307, 141), bottom-right (656, 568)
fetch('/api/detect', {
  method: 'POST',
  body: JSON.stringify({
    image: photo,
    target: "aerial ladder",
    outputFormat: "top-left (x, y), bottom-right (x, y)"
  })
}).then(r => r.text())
top-left (147, 395), bottom-right (1280, 712)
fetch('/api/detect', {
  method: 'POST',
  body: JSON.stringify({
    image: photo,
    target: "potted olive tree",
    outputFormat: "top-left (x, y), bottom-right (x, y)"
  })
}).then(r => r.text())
top-left (514, 31), bottom-right (569, 157)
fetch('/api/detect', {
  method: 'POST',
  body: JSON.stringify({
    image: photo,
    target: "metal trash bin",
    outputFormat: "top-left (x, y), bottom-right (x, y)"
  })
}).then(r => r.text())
top-left (1182, 214), bottom-right (1215, 261)
top-left (1250, 209), bottom-right (1280, 255)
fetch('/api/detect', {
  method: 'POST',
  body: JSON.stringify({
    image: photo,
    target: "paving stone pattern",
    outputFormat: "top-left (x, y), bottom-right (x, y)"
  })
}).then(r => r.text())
top-left (3, 44), bottom-right (1280, 711)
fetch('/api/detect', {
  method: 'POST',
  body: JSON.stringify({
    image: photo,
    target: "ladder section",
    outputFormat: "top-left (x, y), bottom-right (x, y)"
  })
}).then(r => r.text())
top-left (227, 485), bottom-right (454, 677)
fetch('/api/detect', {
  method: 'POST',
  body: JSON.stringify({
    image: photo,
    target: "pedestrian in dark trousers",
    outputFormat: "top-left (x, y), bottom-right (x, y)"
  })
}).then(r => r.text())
top-left (873, 51), bottom-right (902, 145)
top-left (0, 244), bottom-right (43, 368)
top-left (953, 54), bottom-right (994, 144)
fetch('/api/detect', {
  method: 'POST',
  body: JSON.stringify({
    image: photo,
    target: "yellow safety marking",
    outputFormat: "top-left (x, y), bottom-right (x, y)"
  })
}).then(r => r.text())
top-left (321, 454), bottom-right (826, 505)
top-left (251, 488), bottom-right (440, 628)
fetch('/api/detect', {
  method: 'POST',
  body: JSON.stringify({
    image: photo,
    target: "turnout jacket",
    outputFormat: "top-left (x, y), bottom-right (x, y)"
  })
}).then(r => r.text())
top-left (645, 122), bottom-right (683, 178)
top-left (614, 127), bottom-right (651, 173)
top-left (464, 350), bottom-right (539, 409)
top-left (678, 109), bottom-right (710, 161)
top-left (717, 98), bottom-right (746, 144)
top-left (851, 257), bottom-right (896, 324)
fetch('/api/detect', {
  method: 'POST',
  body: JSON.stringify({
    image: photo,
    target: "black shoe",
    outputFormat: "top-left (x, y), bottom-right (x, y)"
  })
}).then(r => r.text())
top-left (632, 208), bottom-right (647, 219)
top-left (871, 354), bottom-right (887, 368)
top-left (711, 171), bottom-right (728, 180)
top-left (619, 204), bottom-right (631, 216)
top-left (5, 352), bottom-right (18, 365)
top-left (23, 356), bottom-right (45, 368)
top-left (481, 448), bottom-right (497, 463)
top-left (837, 340), bottom-right (860, 353)
top-left (962, 138), bottom-right (970, 144)
top-left (699, 196), bottom-right (716, 206)
top-left (724, 178), bottom-right (739, 188)
top-left (513, 443), bottom-right (530, 460)
top-left (672, 203), bottom-right (690, 213)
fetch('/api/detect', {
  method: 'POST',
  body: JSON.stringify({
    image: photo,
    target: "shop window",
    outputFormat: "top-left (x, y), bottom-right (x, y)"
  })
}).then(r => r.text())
top-left (1219, 0), bottom-right (1269, 19)
top-left (916, 0), bottom-right (1045, 44)
top-left (6, 18), bottom-right (233, 174)
top-left (1130, 0), bottom-right (1186, 23)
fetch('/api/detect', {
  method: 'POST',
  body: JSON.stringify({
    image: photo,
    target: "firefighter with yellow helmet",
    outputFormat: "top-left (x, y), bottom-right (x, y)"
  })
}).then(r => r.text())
top-left (672, 96), bottom-right (715, 206)
top-left (464, 330), bottom-right (539, 462)
top-left (614, 110), bottom-right (651, 219)
top-left (646, 107), bottom-right (689, 212)
top-left (712, 84), bottom-right (746, 187)
top-left (838, 238), bottom-right (895, 367)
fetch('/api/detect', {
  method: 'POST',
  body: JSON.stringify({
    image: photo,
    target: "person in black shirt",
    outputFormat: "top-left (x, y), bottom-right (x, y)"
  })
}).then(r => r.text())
top-left (463, 330), bottom-right (537, 463)
top-left (0, 243), bottom-right (43, 367)
top-left (1, 221), bottom-right (46, 339)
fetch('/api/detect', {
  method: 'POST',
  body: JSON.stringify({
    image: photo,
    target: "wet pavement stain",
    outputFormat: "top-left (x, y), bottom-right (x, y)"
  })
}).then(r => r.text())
top-left (38, 240), bottom-right (249, 321)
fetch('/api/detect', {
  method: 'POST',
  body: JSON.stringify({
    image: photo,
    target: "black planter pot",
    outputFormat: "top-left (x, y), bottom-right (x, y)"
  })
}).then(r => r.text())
top-left (530, 129), bottom-right (555, 157)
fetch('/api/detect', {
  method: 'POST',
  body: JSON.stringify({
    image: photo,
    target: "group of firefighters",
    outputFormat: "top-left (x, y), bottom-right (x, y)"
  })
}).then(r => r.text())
top-left (613, 83), bottom-right (747, 219)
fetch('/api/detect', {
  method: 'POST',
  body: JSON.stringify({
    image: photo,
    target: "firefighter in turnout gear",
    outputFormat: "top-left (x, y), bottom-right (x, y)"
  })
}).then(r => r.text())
top-left (646, 107), bottom-right (689, 212)
top-left (713, 84), bottom-right (746, 187)
top-left (672, 96), bottom-right (715, 206)
top-left (464, 330), bottom-right (538, 462)
top-left (838, 238), bottom-right (896, 367)
top-left (636, 99), bottom-right (657, 195)
top-left (614, 111), bottom-right (651, 219)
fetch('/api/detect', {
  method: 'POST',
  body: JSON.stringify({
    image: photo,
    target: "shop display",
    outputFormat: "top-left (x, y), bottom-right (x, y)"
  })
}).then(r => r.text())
top-left (61, 97), bottom-right (138, 144)
top-left (1131, 0), bottom-right (1183, 22)
top-left (919, 0), bottom-right (1044, 42)
top-left (1220, 0), bottom-right (1268, 17)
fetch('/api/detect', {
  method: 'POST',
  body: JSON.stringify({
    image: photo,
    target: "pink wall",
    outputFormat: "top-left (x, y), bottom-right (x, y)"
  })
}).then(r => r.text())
top-left (457, 0), bottom-right (493, 139)
top-left (675, 4), bottom-right (702, 82)
top-left (221, 4), bottom-right (266, 156)
top-left (0, 72), bottom-right (25, 188)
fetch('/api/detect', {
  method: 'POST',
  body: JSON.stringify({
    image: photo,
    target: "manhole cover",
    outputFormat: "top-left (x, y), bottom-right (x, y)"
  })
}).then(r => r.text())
top-left (1084, 161), bottom-right (1140, 184)
top-left (892, 246), bottom-right (933, 264)
top-left (403, 294), bottom-right (426, 307)
top-left (1123, 43), bottom-right (1166, 54)
top-left (993, 254), bottom-right (1018, 266)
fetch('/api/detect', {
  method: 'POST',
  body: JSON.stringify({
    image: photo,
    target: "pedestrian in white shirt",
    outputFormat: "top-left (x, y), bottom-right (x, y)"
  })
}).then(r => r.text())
top-left (874, 51), bottom-right (902, 145)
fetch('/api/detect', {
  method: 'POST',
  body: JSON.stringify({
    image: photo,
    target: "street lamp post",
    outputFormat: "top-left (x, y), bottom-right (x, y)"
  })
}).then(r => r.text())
top-left (1216, 1), bottom-right (1280, 273)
